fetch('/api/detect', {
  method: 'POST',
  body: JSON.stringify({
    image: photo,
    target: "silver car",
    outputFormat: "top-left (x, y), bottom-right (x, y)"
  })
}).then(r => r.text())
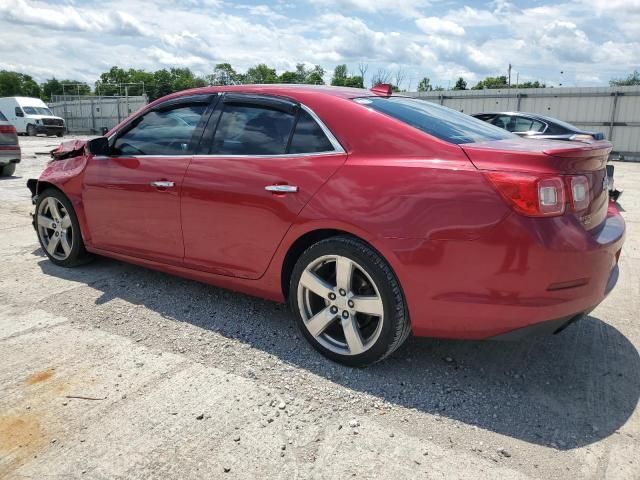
top-left (0, 111), bottom-right (20, 177)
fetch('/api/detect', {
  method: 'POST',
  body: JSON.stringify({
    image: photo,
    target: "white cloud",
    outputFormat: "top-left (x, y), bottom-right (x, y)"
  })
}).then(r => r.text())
top-left (310, 0), bottom-right (429, 16)
top-left (416, 17), bottom-right (465, 36)
top-left (0, 0), bottom-right (637, 91)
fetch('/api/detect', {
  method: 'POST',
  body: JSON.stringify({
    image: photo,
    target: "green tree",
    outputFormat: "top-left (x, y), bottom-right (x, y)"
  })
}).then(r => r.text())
top-left (331, 64), bottom-right (349, 86)
top-left (95, 66), bottom-right (206, 100)
top-left (518, 80), bottom-right (545, 88)
top-left (42, 78), bottom-right (91, 101)
top-left (434, 86), bottom-right (445, 91)
top-left (453, 77), bottom-right (467, 90)
top-left (610, 70), bottom-right (640, 86)
top-left (471, 75), bottom-right (508, 90)
top-left (207, 63), bottom-right (241, 85)
top-left (245, 64), bottom-right (278, 84)
top-left (331, 65), bottom-right (364, 88)
top-left (417, 77), bottom-right (432, 92)
top-left (278, 64), bottom-right (324, 84)
top-left (0, 70), bottom-right (41, 98)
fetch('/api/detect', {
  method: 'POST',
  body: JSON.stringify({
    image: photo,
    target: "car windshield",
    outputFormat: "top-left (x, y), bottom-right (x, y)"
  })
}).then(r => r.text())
top-left (22, 106), bottom-right (53, 116)
top-left (356, 97), bottom-right (516, 144)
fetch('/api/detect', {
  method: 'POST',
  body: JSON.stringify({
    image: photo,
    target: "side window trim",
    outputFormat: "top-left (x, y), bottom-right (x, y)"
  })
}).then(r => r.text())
top-left (298, 104), bottom-right (344, 154)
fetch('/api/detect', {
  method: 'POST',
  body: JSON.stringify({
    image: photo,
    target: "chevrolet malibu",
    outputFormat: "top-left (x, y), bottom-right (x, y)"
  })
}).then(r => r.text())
top-left (27, 84), bottom-right (625, 367)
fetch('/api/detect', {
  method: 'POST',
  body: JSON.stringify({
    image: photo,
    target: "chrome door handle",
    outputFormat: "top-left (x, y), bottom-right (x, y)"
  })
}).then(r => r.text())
top-left (265, 185), bottom-right (299, 193)
top-left (150, 181), bottom-right (175, 188)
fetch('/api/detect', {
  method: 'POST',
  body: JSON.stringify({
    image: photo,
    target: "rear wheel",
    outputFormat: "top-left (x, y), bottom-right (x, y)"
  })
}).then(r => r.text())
top-left (26, 124), bottom-right (37, 136)
top-left (56, 131), bottom-right (64, 137)
top-left (35, 189), bottom-right (92, 267)
top-left (290, 236), bottom-right (410, 367)
top-left (0, 163), bottom-right (16, 177)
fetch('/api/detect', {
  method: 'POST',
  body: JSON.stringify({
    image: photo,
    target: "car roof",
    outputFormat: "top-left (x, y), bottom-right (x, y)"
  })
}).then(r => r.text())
top-left (148, 84), bottom-right (382, 109)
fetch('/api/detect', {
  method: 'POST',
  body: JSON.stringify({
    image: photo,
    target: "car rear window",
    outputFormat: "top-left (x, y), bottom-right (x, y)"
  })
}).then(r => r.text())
top-left (0, 110), bottom-right (7, 121)
top-left (355, 97), bottom-right (515, 144)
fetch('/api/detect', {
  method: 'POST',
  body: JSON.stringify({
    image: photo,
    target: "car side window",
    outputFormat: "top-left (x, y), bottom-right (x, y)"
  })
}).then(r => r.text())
top-left (15, 107), bottom-right (24, 118)
top-left (112, 104), bottom-right (207, 156)
top-left (210, 104), bottom-right (296, 155)
top-left (511, 117), bottom-right (545, 133)
top-left (492, 115), bottom-right (511, 130)
top-left (289, 110), bottom-right (335, 154)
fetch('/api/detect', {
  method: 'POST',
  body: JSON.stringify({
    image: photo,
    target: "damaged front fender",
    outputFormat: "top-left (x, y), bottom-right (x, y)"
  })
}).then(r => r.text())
top-left (50, 139), bottom-right (88, 161)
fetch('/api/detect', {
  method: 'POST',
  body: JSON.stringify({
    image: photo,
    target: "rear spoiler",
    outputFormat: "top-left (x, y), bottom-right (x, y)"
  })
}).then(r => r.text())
top-left (542, 141), bottom-right (612, 158)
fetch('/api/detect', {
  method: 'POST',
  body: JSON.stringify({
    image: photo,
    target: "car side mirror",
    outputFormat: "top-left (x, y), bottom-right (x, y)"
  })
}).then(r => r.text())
top-left (87, 137), bottom-right (110, 156)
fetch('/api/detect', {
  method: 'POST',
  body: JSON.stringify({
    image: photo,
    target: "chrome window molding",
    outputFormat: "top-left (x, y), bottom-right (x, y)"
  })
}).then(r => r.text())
top-left (299, 104), bottom-right (345, 154)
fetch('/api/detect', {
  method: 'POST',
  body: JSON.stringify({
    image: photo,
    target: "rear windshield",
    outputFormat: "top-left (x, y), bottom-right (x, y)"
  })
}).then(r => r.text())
top-left (0, 110), bottom-right (6, 121)
top-left (23, 106), bottom-right (53, 116)
top-left (355, 97), bottom-right (515, 144)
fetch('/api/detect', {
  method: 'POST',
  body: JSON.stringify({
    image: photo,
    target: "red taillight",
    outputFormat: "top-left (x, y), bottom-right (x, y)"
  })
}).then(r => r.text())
top-left (568, 175), bottom-right (590, 211)
top-left (485, 172), bottom-right (566, 217)
top-left (0, 125), bottom-right (16, 134)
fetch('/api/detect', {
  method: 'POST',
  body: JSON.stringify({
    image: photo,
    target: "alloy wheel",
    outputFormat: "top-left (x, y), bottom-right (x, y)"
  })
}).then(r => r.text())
top-left (297, 255), bottom-right (384, 356)
top-left (37, 197), bottom-right (74, 261)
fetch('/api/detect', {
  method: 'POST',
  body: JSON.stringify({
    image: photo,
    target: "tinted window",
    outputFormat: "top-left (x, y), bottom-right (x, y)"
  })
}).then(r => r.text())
top-left (15, 107), bottom-right (24, 117)
top-left (473, 113), bottom-right (496, 122)
top-left (508, 116), bottom-right (546, 133)
top-left (289, 110), bottom-right (334, 154)
top-left (0, 110), bottom-right (6, 121)
top-left (357, 97), bottom-right (515, 144)
top-left (113, 104), bottom-right (206, 156)
top-left (211, 104), bottom-right (295, 155)
top-left (23, 106), bottom-right (53, 116)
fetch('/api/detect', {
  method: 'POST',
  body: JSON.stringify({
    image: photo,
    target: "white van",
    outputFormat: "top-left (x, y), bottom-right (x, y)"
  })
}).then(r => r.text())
top-left (0, 97), bottom-right (65, 137)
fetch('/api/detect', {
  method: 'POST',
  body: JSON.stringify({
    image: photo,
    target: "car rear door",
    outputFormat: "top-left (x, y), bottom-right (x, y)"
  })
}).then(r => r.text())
top-left (181, 94), bottom-right (347, 279)
top-left (82, 95), bottom-right (214, 265)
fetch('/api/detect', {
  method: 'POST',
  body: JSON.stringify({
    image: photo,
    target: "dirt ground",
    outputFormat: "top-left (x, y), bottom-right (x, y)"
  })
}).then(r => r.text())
top-left (1, 136), bottom-right (638, 479)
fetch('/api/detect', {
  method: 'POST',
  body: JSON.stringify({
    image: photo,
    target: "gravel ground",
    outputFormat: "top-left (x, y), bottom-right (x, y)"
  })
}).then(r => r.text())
top-left (0, 135), bottom-right (639, 479)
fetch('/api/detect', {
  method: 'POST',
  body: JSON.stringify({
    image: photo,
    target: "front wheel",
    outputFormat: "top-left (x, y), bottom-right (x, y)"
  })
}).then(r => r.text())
top-left (35, 189), bottom-right (93, 267)
top-left (290, 236), bottom-right (410, 367)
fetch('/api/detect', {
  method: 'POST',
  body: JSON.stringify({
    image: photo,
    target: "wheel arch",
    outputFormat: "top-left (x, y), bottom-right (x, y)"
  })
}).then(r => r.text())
top-left (279, 227), bottom-right (405, 305)
top-left (27, 179), bottom-right (66, 201)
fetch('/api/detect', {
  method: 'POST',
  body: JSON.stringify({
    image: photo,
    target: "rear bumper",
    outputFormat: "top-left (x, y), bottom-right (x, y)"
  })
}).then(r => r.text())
top-left (0, 146), bottom-right (21, 164)
top-left (388, 206), bottom-right (625, 339)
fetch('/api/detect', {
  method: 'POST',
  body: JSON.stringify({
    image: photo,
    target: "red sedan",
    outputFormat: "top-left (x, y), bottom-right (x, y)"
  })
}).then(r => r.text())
top-left (28, 84), bottom-right (625, 366)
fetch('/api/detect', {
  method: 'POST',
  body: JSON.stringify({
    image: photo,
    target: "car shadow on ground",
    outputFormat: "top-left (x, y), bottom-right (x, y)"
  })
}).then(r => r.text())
top-left (37, 254), bottom-right (640, 451)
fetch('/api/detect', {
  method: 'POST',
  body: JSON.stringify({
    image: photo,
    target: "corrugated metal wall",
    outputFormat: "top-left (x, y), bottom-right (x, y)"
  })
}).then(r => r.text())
top-left (407, 86), bottom-right (640, 158)
top-left (48, 95), bottom-right (148, 134)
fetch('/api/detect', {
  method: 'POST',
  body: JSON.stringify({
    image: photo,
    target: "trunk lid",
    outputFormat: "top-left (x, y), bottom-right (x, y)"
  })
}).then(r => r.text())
top-left (461, 139), bottom-right (612, 231)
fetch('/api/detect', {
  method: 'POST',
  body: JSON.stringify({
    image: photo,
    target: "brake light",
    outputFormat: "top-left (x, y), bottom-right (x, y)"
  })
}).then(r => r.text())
top-left (485, 172), bottom-right (566, 217)
top-left (0, 125), bottom-right (16, 134)
top-left (569, 175), bottom-right (590, 211)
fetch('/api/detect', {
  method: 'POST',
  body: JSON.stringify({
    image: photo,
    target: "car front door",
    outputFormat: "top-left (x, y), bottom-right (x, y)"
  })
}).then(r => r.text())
top-left (82, 95), bottom-right (213, 265)
top-left (181, 94), bottom-right (347, 279)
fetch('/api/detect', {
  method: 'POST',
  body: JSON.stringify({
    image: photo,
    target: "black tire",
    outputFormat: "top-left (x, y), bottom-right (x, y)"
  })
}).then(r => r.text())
top-left (289, 236), bottom-right (410, 367)
top-left (0, 163), bottom-right (16, 177)
top-left (56, 132), bottom-right (64, 137)
top-left (26, 124), bottom-right (37, 136)
top-left (35, 188), bottom-right (93, 267)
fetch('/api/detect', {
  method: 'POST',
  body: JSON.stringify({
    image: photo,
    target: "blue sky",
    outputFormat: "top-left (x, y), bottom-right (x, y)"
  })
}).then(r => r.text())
top-left (0, 0), bottom-right (638, 89)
